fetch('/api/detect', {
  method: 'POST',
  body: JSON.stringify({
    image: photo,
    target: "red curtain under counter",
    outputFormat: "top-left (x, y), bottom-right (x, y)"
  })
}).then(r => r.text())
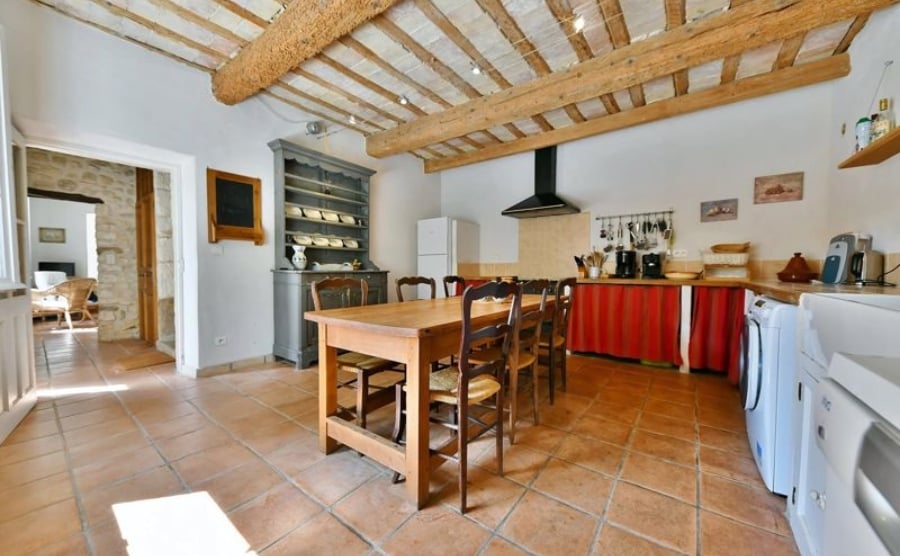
top-left (689, 287), bottom-right (745, 384)
top-left (569, 284), bottom-right (683, 366)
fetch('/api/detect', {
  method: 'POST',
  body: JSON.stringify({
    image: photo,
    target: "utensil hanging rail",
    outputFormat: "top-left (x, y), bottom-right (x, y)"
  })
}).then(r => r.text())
top-left (594, 209), bottom-right (673, 221)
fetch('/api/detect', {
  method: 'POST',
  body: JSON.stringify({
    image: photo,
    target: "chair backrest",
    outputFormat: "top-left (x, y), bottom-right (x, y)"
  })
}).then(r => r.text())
top-left (550, 277), bottom-right (577, 341)
top-left (396, 276), bottom-right (436, 302)
top-left (442, 275), bottom-right (466, 297)
top-left (517, 280), bottom-right (549, 355)
top-left (520, 279), bottom-right (550, 296)
top-left (49, 278), bottom-right (96, 310)
top-left (311, 278), bottom-right (368, 311)
top-left (458, 281), bottom-right (521, 392)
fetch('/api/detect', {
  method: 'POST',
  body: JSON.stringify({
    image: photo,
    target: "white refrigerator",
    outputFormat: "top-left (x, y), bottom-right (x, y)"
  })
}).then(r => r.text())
top-left (417, 217), bottom-right (479, 298)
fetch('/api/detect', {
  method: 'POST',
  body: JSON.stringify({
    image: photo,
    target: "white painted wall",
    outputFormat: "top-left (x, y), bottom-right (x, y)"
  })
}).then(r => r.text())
top-left (827, 5), bottom-right (900, 254)
top-left (28, 197), bottom-right (93, 281)
top-left (1, 0), bottom-right (439, 371)
top-left (443, 85), bottom-right (833, 263)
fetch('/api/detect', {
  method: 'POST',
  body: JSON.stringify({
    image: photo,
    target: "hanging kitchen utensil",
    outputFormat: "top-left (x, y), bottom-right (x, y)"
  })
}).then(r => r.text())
top-left (616, 217), bottom-right (624, 252)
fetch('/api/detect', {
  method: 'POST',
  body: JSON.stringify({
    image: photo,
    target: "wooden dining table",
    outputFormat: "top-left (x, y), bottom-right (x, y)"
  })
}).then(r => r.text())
top-left (305, 294), bottom-right (547, 508)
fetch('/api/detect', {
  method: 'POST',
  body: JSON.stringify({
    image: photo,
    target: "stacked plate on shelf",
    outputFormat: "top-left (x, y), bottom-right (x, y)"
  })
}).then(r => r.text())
top-left (322, 211), bottom-right (340, 222)
top-left (339, 214), bottom-right (356, 225)
top-left (292, 234), bottom-right (312, 246)
top-left (344, 239), bottom-right (359, 248)
top-left (303, 208), bottom-right (322, 219)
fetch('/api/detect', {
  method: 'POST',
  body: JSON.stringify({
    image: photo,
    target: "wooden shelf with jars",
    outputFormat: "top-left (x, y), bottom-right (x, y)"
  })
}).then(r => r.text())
top-left (839, 125), bottom-right (900, 169)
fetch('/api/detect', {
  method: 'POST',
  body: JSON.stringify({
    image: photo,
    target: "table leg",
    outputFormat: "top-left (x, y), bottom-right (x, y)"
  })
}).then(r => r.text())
top-left (405, 341), bottom-right (430, 508)
top-left (318, 328), bottom-right (338, 454)
top-left (508, 350), bottom-right (519, 444)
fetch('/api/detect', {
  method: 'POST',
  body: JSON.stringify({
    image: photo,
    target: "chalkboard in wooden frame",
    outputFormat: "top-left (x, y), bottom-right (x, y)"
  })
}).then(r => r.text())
top-left (207, 168), bottom-right (263, 245)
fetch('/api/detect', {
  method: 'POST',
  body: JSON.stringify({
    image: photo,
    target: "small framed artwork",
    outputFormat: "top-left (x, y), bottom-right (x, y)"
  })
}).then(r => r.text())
top-left (754, 171), bottom-right (804, 204)
top-left (207, 168), bottom-right (264, 245)
top-left (700, 198), bottom-right (738, 222)
top-left (38, 227), bottom-right (66, 243)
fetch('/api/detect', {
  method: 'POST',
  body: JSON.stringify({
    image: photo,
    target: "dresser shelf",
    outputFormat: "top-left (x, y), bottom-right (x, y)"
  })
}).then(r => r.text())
top-left (838, 126), bottom-right (900, 168)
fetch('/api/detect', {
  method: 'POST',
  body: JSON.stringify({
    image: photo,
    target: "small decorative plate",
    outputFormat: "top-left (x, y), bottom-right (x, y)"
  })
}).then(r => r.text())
top-left (303, 208), bottom-right (322, 219)
top-left (343, 239), bottom-right (359, 248)
top-left (328, 238), bottom-right (344, 247)
top-left (312, 237), bottom-right (330, 246)
top-left (322, 211), bottom-right (340, 222)
top-left (339, 214), bottom-right (356, 225)
top-left (292, 234), bottom-right (312, 246)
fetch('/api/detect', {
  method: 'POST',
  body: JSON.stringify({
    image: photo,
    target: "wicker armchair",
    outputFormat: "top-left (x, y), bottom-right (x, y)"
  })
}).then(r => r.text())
top-left (31, 278), bottom-right (97, 329)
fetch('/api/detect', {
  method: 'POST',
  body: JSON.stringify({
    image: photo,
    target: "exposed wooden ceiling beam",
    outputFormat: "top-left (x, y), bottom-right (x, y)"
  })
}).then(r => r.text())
top-left (372, 16), bottom-right (518, 141)
top-left (424, 54), bottom-right (849, 172)
top-left (212, 0), bottom-right (401, 105)
top-left (834, 15), bottom-right (870, 54)
top-left (146, 0), bottom-right (247, 47)
top-left (597, 0), bottom-right (645, 108)
top-left (664, 0), bottom-right (689, 95)
top-left (544, 0), bottom-right (592, 122)
top-left (476, 0), bottom-right (589, 123)
top-left (413, 0), bottom-right (553, 133)
top-left (368, 0), bottom-right (894, 158)
top-left (209, 0), bottom-right (269, 29)
top-left (774, 33), bottom-right (807, 69)
top-left (720, 0), bottom-right (753, 83)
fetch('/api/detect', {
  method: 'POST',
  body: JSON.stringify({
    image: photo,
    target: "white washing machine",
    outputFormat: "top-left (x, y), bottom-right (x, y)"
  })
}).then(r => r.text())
top-left (741, 295), bottom-right (797, 495)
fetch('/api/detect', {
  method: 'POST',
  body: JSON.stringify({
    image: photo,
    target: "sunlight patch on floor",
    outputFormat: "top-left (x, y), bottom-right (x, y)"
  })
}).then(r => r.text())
top-left (37, 383), bottom-right (129, 398)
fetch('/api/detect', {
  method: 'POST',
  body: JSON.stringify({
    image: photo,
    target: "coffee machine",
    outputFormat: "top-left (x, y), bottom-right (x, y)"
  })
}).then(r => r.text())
top-left (642, 252), bottom-right (665, 279)
top-left (821, 233), bottom-right (883, 285)
top-left (615, 250), bottom-right (637, 278)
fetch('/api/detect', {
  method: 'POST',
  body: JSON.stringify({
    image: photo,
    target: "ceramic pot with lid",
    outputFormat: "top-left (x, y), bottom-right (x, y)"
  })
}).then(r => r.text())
top-left (777, 252), bottom-right (817, 283)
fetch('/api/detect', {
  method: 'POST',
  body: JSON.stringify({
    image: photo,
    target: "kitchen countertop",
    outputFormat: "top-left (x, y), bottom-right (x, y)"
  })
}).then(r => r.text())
top-left (576, 277), bottom-right (898, 304)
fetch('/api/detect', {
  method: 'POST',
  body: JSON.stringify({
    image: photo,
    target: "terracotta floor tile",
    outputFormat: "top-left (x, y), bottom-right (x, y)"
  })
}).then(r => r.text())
top-left (293, 450), bottom-right (381, 505)
top-left (0, 450), bottom-right (68, 489)
top-left (261, 511), bottom-right (368, 555)
top-left (0, 471), bottom-right (73, 523)
top-left (54, 396), bottom-right (120, 418)
top-left (594, 523), bottom-right (681, 555)
top-left (171, 442), bottom-right (258, 485)
top-left (228, 482), bottom-right (322, 551)
top-left (699, 446), bottom-right (766, 487)
top-left (700, 473), bottom-right (790, 535)
top-left (333, 475), bottom-right (420, 542)
top-left (474, 442), bottom-right (551, 486)
top-left (0, 498), bottom-right (81, 555)
top-left (595, 387), bottom-right (647, 406)
top-left (555, 434), bottom-right (624, 476)
top-left (571, 414), bottom-right (633, 445)
top-left (28, 532), bottom-right (90, 556)
top-left (80, 466), bottom-right (185, 528)
top-left (697, 406), bottom-right (745, 432)
top-left (142, 412), bottom-right (209, 440)
top-left (269, 396), bottom-right (318, 419)
top-left (535, 399), bottom-right (590, 431)
top-left (382, 504), bottom-right (490, 555)
top-left (619, 451), bottom-right (697, 504)
top-left (238, 419), bottom-right (307, 455)
top-left (700, 511), bottom-right (798, 556)
top-left (155, 425), bottom-right (232, 461)
top-left (0, 434), bottom-right (63, 467)
top-left (643, 399), bottom-right (695, 422)
top-left (433, 466), bottom-right (526, 530)
top-left (500, 490), bottom-right (597, 556)
top-left (247, 385), bottom-right (311, 408)
top-left (129, 400), bottom-right (199, 425)
top-left (193, 459), bottom-right (285, 511)
top-left (606, 482), bottom-right (697, 554)
top-left (86, 520), bottom-right (127, 556)
top-left (481, 535), bottom-right (531, 555)
top-left (58, 406), bottom-right (127, 432)
top-left (265, 433), bottom-right (328, 477)
top-left (699, 424), bottom-right (752, 455)
top-left (511, 423), bottom-right (567, 454)
top-left (3, 418), bottom-right (59, 444)
top-left (647, 386), bottom-right (696, 405)
top-left (62, 417), bottom-right (140, 448)
top-left (531, 457), bottom-right (613, 516)
top-left (637, 411), bottom-right (697, 442)
top-left (583, 399), bottom-right (641, 425)
top-left (630, 430), bottom-right (696, 467)
top-left (74, 444), bottom-right (167, 493)
top-left (67, 430), bottom-right (151, 468)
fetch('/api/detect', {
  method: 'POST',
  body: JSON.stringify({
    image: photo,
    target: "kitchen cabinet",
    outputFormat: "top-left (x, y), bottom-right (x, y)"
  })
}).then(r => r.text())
top-left (268, 140), bottom-right (387, 368)
top-left (838, 125), bottom-right (900, 168)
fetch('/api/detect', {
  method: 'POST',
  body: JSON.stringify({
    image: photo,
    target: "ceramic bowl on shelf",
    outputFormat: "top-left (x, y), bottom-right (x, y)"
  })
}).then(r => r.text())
top-left (312, 237), bottom-right (330, 247)
top-left (328, 238), bottom-right (344, 247)
top-left (292, 234), bottom-right (312, 246)
top-left (339, 214), bottom-right (356, 225)
top-left (303, 208), bottom-right (322, 219)
top-left (322, 211), bottom-right (340, 222)
top-left (343, 239), bottom-right (359, 248)
top-left (285, 206), bottom-right (303, 217)
top-left (664, 271), bottom-right (702, 280)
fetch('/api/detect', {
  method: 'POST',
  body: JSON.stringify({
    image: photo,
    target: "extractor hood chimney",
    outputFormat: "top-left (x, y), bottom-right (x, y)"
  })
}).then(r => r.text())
top-left (501, 146), bottom-right (580, 218)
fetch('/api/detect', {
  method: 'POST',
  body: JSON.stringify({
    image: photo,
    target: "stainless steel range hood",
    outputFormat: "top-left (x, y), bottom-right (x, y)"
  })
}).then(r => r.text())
top-left (501, 146), bottom-right (580, 219)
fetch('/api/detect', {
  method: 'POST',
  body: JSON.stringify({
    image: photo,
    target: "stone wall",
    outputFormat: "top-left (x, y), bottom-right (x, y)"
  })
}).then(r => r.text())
top-left (27, 148), bottom-right (139, 340)
top-left (154, 170), bottom-right (175, 347)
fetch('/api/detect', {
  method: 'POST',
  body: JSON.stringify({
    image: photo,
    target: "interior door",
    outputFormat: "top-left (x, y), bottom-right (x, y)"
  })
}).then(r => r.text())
top-left (135, 167), bottom-right (157, 343)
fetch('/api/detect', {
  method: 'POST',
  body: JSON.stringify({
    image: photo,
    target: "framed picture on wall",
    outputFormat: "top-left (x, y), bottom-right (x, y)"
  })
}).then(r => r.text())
top-left (38, 227), bottom-right (66, 243)
top-left (753, 171), bottom-right (804, 204)
top-left (206, 168), bottom-right (264, 245)
top-left (700, 199), bottom-right (738, 222)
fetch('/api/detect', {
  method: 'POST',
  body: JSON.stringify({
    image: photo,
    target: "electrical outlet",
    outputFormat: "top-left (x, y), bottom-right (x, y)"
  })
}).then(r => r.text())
top-left (214, 336), bottom-right (226, 346)
top-left (671, 249), bottom-right (688, 258)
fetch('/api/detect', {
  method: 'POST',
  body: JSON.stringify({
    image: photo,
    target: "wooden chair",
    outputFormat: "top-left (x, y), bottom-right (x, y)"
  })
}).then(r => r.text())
top-left (396, 276), bottom-right (436, 302)
top-left (470, 279), bottom-right (548, 443)
top-left (392, 281), bottom-right (520, 513)
top-left (442, 275), bottom-right (466, 297)
top-left (311, 278), bottom-right (400, 428)
top-left (31, 278), bottom-right (97, 329)
top-left (538, 277), bottom-right (576, 404)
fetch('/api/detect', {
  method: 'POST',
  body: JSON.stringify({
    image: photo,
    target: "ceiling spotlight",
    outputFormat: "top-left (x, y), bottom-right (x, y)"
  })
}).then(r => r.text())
top-left (470, 62), bottom-right (482, 75)
top-left (398, 95), bottom-right (409, 105)
top-left (305, 121), bottom-right (323, 135)
top-left (348, 115), bottom-right (357, 125)
top-left (573, 14), bottom-right (585, 32)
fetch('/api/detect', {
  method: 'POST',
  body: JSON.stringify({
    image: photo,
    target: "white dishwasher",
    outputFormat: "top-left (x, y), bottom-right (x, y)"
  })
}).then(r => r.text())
top-left (815, 353), bottom-right (900, 556)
